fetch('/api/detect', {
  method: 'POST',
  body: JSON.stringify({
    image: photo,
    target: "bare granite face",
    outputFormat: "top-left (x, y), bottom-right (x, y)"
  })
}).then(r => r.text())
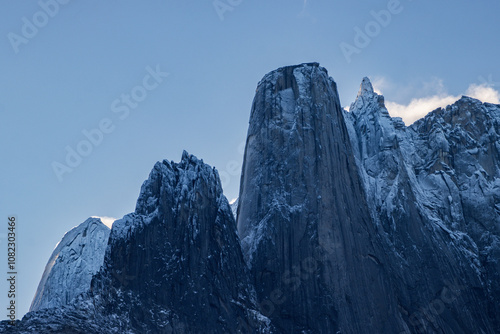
top-left (238, 63), bottom-right (499, 333)
top-left (345, 79), bottom-right (500, 333)
top-left (237, 63), bottom-right (403, 333)
top-left (29, 218), bottom-right (110, 312)
top-left (2, 63), bottom-right (499, 333)
top-left (89, 151), bottom-right (272, 333)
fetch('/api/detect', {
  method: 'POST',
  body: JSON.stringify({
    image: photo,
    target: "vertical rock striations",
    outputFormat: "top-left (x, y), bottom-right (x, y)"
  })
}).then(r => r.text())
top-left (3, 64), bottom-right (500, 334)
top-left (236, 63), bottom-right (402, 333)
top-left (91, 151), bottom-right (272, 333)
top-left (345, 79), bottom-right (499, 333)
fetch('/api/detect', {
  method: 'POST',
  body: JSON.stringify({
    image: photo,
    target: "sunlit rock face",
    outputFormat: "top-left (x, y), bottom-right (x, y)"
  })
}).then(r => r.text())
top-left (29, 217), bottom-right (110, 312)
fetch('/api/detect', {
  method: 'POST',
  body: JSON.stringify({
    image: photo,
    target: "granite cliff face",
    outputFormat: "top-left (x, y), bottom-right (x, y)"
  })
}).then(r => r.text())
top-left (408, 96), bottom-right (500, 330)
top-left (29, 218), bottom-right (110, 312)
top-left (89, 151), bottom-right (272, 333)
top-left (236, 65), bottom-right (499, 333)
top-left (344, 79), bottom-right (500, 333)
top-left (2, 63), bottom-right (499, 333)
top-left (236, 63), bottom-right (403, 333)
top-left (1, 153), bottom-right (272, 333)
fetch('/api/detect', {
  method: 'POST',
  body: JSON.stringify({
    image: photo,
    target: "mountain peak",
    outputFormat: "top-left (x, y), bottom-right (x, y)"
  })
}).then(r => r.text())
top-left (237, 64), bottom-right (391, 332)
top-left (256, 62), bottom-right (327, 93)
top-left (94, 152), bottom-right (272, 333)
top-left (458, 95), bottom-right (483, 105)
top-left (358, 77), bottom-right (374, 97)
top-left (10, 64), bottom-right (500, 334)
top-left (350, 77), bottom-right (388, 116)
top-left (274, 62), bottom-right (321, 73)
top-left (29, 217), bottom-right (110, 312)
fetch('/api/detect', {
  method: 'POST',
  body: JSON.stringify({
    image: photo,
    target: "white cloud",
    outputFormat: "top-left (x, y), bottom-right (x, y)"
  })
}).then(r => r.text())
top-left (465, 84), bottom-right (500, 104)
top-left (371, 79), bottom-right (500, 125)
top-left (371, 76), bottom-right (388, 95)
top-left (92, 216), bottom-right (116, 228)
top-left (385, 95), bottom-right (460, 125)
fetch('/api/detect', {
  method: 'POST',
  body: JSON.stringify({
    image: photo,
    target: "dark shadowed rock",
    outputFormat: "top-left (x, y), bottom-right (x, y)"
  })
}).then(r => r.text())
top-left (1, 152), bottom-right (272, 333)
top-left (4, 64), bottom-right (500, 334)
top-left (90, 151), bottom-right (272, 333)
top-left (345, 81), bottom-right (499, 333)
top-left (236, 63), bottom-right (404, 333)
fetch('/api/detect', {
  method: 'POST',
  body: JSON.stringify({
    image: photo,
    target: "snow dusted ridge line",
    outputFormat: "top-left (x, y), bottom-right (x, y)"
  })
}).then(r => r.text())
top-left (89, 150), bottom-right (273, 333)
top-left (51, 64), bottom-right (169, 183)
top-left (7, 0), bottom-right (74, 54)
top-left (4, 63), bottom-right (500, 333)
top-left (375, 77), bottom-right (500, 125)
top-left (345, 76), bottom-right (500, 333)
top-left (237, 64), bottom-right (500, 333)
top-left (29, 217), bottom-right (110, 312)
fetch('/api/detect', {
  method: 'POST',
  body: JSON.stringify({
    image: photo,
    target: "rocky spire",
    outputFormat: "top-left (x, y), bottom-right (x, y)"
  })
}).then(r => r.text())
top-left (91, 151), bottom-right (272, 333)
top-left (350, 76), bottom-right (389, 116)
top-left (358, 76), bottom-right (374, 97)
top-left (5, 64), bottom-right (500, 334)
top-left (236, 63), bottom-right (401, 333)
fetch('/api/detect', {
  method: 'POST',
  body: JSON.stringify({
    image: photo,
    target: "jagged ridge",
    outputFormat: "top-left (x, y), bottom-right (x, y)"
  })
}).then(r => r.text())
top-left (3, 64), bottom-right (500, 334)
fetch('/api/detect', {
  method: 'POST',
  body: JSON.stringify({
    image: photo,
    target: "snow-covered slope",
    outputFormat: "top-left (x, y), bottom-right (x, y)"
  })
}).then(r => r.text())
top-left (230, 198), bottom-right (238, 220)
top-left (409, 96), bottom-right (500, 320)
top-left (345, 78), bottom-right (500, 333)
top-left (29, 217), bottom-right (110, 312)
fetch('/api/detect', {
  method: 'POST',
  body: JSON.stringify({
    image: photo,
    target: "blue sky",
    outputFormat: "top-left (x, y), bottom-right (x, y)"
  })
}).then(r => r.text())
top-left (1, 0), bottom-right (499, 319)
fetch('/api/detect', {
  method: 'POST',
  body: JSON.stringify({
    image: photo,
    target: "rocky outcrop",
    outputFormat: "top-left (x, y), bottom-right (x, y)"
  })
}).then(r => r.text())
top-left (89, 151), bottom-right (272, 333)
top-left (236, 63), bottom-right (404, 333)
top-left (1, 152), bottom-right (272, 333)
top-left (236, 64), bottom-right (498, 333)
top-left (3, 63), bottom-right (499, 334)
top-left (408, 97), bottom-right (500, 331)
top-left (345, 79), bottom-right (499, 333)
top-left (29, 218), bottom-right (110, 312)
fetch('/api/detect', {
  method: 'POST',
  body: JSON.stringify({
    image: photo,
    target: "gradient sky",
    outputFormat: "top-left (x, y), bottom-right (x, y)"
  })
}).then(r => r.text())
top-left (1, 0), bottom-right (499, 319)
